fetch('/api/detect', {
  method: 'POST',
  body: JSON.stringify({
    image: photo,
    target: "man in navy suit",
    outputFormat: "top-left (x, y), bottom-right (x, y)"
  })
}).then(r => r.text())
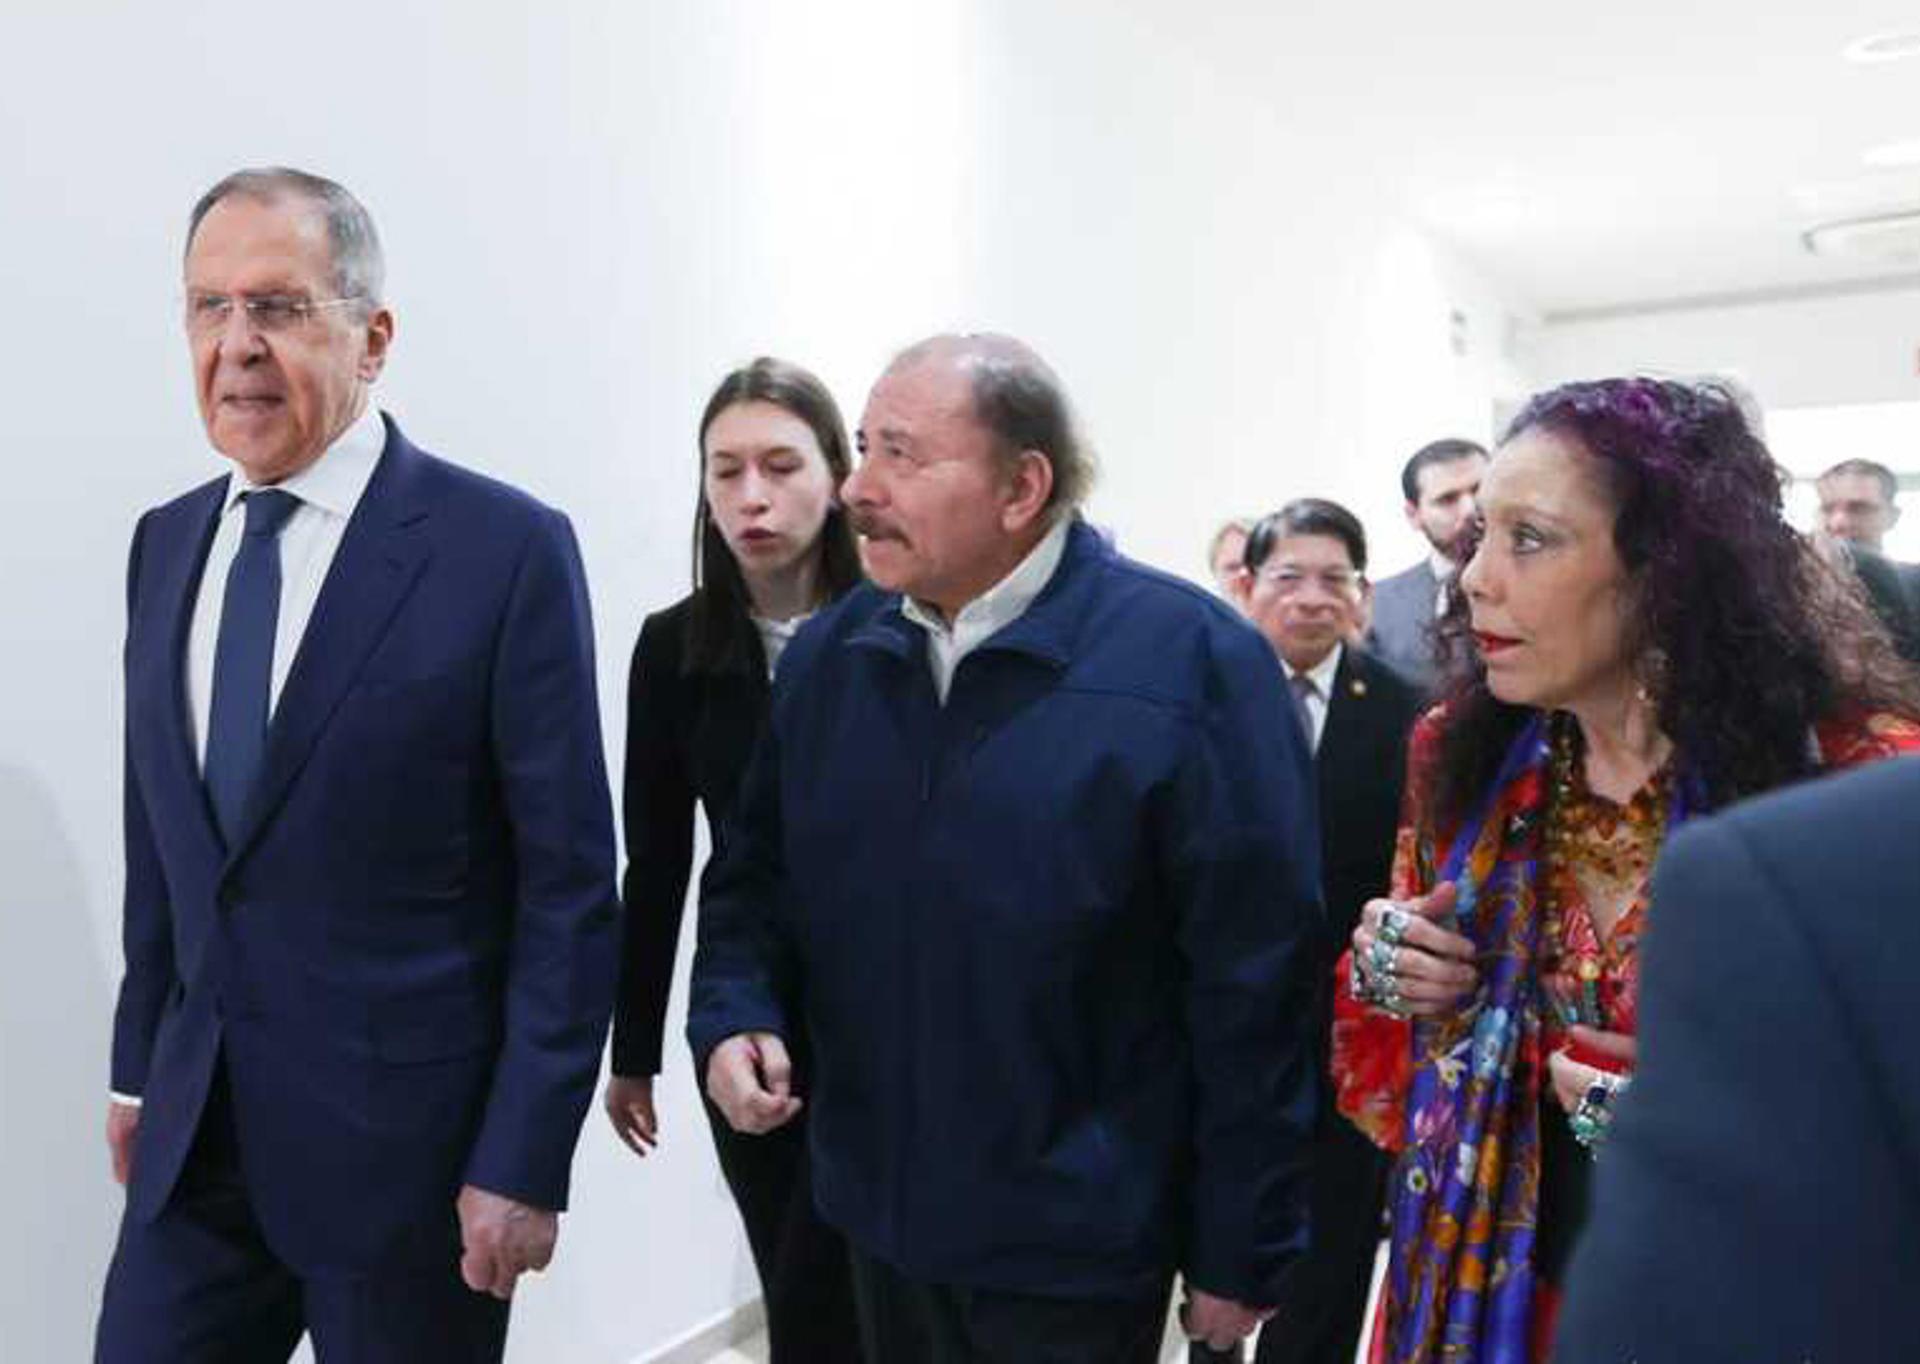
top-left (94, 168), bottom-right (619, 1363)
top-left (1555, 755), bottom-right (1920, 1364)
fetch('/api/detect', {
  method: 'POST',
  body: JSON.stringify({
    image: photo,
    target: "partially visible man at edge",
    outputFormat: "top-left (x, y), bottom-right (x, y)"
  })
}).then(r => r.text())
top-left (1814, 457), bottom-right (1920, 663)
top-left (689, 333), bottom-right (1323, 1361)
top-left (96, 168), bottom-right (618, 1363)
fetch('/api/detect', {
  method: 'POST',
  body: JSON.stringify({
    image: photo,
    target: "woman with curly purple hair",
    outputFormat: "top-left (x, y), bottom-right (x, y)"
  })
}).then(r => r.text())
top-left (1327, 376), bottom-right (1920, 1364)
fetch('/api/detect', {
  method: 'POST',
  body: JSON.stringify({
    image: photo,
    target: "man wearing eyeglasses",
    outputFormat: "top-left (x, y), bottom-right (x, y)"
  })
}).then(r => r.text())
top-left (94, 168), bottom-right (619, 1363)
top-left (1232, 499), bottom-right (1421, 1364)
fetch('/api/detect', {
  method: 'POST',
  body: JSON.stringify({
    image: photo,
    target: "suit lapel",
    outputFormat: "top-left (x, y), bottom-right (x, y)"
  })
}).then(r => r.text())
top-left (1316, 649), bottom-right (1364, 782)
top-left (221, 427), bottom-right (433, 870)
top-left (139, 481), bottom-right (228, 861)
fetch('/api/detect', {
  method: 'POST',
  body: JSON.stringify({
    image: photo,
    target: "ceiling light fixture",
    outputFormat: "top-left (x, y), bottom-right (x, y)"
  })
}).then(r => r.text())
top-left (1803, 210), bottom-right (1920, 263)
top-left (1863, 138), bottom-right (1920, 169)
top-left (1843, 29), bottom-right (1920, 63)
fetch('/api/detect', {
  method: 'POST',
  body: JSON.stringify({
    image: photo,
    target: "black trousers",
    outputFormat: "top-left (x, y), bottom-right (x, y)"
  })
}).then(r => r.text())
top-left (848, 1245), bottom-right (1170, 1364)
top-left (1255, 1108), bottom-right (1384, 1364)
top-left (701, 1084), bottom-right (860, 1363)
top-left (95, 1063), bottom-right (509, 1364)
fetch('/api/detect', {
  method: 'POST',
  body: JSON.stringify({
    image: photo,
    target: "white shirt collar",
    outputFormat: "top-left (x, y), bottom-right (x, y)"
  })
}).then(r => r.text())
top-left (901, 515), bottom-right (1072, 641)
top-left (1283, 641), bottom-right (1344, 698)
top-left (220, 404), bottom-right (386, 518)
top-left (1427, 548), bottom-right (1455, 581)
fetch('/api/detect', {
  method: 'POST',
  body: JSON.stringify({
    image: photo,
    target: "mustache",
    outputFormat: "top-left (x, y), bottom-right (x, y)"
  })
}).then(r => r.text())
top-left (848, 509), bottom-right (903, 541)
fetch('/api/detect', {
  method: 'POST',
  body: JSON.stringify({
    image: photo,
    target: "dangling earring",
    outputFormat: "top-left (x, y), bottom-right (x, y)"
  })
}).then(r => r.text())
top-left (1634, 646), bottom-right (1669, 709)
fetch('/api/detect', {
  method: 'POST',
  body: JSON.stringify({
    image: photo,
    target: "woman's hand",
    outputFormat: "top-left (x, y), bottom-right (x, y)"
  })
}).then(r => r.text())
top-left (1547, 1025), bottom-right (1636, 1114)
top-left (604, 1075), bottom-right (660, 1157)
top-left (1350, 882), bottom-right (1479, 1018)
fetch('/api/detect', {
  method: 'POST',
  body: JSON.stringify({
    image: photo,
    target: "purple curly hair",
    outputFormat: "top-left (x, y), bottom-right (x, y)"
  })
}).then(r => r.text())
top-left (1426, 376), bottom-right (1917, 819)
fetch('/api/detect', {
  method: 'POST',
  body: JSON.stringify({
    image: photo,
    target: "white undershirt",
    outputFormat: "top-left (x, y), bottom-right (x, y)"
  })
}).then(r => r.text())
top-left (900, 516), bottom-right (1071, 704)
top-left (751, 611), bottom-right (812, 679)
top-left (111, 406), bottom-right (383, 1107)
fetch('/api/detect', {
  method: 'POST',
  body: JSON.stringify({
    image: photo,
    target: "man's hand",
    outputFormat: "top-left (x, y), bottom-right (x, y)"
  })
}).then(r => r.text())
top-left (604, 1075), bottom-right (660, 1157)
top-left (106, 1101), bottom-right (140, 1186)
top-left (705, 1032), bottom-right (802, 1135)
top-left (1181, 1288), bottom-right (1274, 1351)
top-left (456, 1185), bottom-right (557, 1301)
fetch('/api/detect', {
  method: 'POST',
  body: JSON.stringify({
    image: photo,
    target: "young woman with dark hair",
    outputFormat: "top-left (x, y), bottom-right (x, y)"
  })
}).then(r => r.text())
top-left (605, 358), bottom-right (862, 1362)
top-left (1330, 376), bottom-right (1920, 1364)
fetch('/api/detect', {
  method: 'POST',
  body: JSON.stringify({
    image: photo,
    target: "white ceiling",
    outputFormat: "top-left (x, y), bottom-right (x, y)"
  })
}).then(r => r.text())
top-left (1137, 2), bottom-right (1920, 315)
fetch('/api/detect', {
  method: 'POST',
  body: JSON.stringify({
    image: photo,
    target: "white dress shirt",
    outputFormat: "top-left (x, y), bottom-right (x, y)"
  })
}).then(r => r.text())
top-left (185, 406), bottom-right (385, 768)
top-left (900, 515), bottom-right (1071, 704)
top-left (1281, 642), bottom-right (1343, 756)
top-left (110, 405), bottom-right (384, 1109)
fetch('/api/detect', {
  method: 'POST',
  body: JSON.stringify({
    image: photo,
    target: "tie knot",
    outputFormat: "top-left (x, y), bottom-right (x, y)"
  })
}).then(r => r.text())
top-left (1291, 673), bottom-right (1318, 701)
top-left (241, 489), bottom-right (300, 539)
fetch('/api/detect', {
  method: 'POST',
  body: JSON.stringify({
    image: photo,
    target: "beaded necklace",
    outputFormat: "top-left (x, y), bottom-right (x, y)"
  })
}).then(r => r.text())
top-left (1539, 713), bottom-right (1672, 1032)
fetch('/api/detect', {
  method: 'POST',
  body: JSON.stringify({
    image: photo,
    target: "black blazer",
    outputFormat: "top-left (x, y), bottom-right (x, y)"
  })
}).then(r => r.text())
top-left (1312, 645), bottom-right (1423, 970)
top-left (1557, 754), bottom-right (1920, 1364)
top-left (611, 595), bottom-right (770, 1078)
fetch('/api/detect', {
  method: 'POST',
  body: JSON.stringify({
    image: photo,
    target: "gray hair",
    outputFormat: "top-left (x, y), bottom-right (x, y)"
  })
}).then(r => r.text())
top-left (891, 333), bottom-right (1097, 513)
top-left (185, 167), bottom-right (385, 308)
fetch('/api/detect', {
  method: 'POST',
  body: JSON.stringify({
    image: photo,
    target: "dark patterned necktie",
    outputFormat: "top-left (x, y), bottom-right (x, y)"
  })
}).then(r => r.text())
top-left (203, 489), bottom-right (300, 843)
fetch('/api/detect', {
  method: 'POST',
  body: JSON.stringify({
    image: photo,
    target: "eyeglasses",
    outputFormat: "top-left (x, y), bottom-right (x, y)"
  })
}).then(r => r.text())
top-left (1254, 564), bottom-right (1361, 596)
top-left (184, 291), bottom-right (362, 336)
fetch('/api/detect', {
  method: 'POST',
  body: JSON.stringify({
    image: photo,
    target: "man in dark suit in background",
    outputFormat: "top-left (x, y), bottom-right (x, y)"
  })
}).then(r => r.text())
top-left (1815, 457), bottom-right (1920, 660)
top-left (1366, 438), bottom-right (1486, 692)
top-left (1234, 499), bottom-right (1422, 1364)
top-left (95, 168), bottom-right (619, 1363)
top-left (1556, 755), bottom-right (1920, 1364)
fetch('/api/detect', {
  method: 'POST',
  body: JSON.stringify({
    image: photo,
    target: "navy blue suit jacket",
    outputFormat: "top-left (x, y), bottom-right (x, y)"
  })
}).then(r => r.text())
top-left (689, 519), bottom-right (1323, 1306)
top-left (110, 415), bottom-right (619, 1273)
top-left (1557, 755), bottom-right (1920, 1363)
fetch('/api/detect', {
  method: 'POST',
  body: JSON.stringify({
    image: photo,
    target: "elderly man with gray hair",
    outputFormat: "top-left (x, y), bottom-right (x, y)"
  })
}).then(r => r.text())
top-left (690, 334), bottom-right (1323, 1360)
top-left (94, 168), bottom-right (618, 1363)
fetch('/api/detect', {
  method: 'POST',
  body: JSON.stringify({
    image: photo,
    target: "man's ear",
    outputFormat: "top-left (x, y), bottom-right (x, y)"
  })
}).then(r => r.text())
top-left (1401, 499), bottom-right (1422, 531)
top-left (1000, 449), bottom-right (1055, 533)
top-left (359, 306), bottom-right (396, 382)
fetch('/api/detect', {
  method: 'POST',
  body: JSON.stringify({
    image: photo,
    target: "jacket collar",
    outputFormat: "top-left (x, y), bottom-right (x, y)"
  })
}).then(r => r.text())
top-left (847, 516), bottom-right (1102, 672)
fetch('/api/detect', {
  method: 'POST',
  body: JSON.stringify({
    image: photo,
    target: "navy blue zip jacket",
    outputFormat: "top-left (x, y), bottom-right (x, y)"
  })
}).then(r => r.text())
top-left (688, 518), bottom-right (1322, 1305)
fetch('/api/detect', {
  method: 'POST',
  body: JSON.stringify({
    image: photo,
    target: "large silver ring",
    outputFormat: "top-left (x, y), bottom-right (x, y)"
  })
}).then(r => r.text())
top-left (1378, 904), bottom-right (1413, 947)
top-left (1365, 936), bottom-right (1398, 978)
top-left (1378, 976), bottom-right (1406, 1017)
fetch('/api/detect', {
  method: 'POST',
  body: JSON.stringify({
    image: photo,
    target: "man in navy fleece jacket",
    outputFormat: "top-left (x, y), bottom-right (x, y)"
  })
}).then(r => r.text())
top-left (690, 334), bottom-right (1322, 1361)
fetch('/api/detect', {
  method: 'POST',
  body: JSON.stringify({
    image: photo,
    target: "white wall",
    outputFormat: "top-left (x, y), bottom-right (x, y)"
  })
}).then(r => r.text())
top-left (0, 3), bottom-right (1534, 1360)
top-left (1525, 285), bottom-right (1920, 412)
top-left (959, 0), bottom-right (1538, 580)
